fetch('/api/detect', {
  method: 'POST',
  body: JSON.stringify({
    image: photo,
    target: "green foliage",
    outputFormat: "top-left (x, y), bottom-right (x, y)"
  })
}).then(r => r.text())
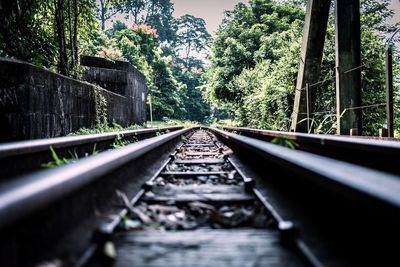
top-left (94, 86), bottom-right (108, 129)
top-left (112, 134), bottom-right (138, 148)
top-left (41, 145), bottom-right (100, 168)
top-left (96, 0), bottom-right (125, 31)
top-left (271, 136), bottom-right (299, 150)
top-left (69, 122), bottom-right (143, 135)
top-left (147, 48), bottom-right (186, 119)
top-left (0, 0), bottom-right (213, 125)
top-left (118, 0), bottom-right (147, 24)
top-left (144, 0), bottom-right (177, 44)
top-left (208, 0), bottom-right (400, 136)
top-left (41, 146), bottom-right (69, 168)
top-left (172, 63), bottom-right (211, 122)
top-left (214, 18), bottom-right (304, 130)
top-left (0, 1), bottom-right (57, 67)
top-left (91, 22), bottom-right (190, 121)
top-left (105, 20), bottom-right (128, 37)
top-left (208, 0), bottom-right (304, 103)
top-left (0, 0), bottom-right (97, 75)
top-left (176, 14), bottom-right (211, 66)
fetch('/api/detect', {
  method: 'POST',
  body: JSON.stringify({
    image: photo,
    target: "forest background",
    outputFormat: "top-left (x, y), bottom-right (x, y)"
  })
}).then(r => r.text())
top-left (0, 0), bottom-right (399, 135)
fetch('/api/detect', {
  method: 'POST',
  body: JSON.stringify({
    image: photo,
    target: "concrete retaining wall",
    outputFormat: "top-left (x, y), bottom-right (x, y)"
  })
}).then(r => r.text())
top-left (81, 56), bottom-right (147, 125)
top-left (0, 57), bottom-right (147, 142)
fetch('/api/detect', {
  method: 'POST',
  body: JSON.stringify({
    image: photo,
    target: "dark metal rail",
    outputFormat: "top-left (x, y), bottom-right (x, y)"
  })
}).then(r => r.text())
top-left (0, 127), bottom-right (193, 266)
top-left (0, 126), bottom-right (183, 179)
top-left (222, 126), bottom-right (400, 175)
top-left (209, 127), bottom-right (400, 266)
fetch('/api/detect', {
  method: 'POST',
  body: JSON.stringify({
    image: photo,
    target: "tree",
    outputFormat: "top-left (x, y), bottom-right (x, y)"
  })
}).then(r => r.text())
top-left (172, 62), bottom-right (211, 122)
top-left (117, 0), bottom-right (177, 44)
top-left (97, 0), bottom-right (123, 31)
top-left (0, 0), bottom-right (56, 67)
top-left (144, 0), bottom-right (177, 44)
top-left (0, 0), bottom-right (212, 123)
top-left (105, 20), bottom-right (128, 37)
top-left (103, 23), bottom-right (186, 119)
top-left (208, 0), bottom-right (304, 103)
top-left (53, 0), bottom-right (97, 75)
top-left (0, 0), bottom-right (96, 75)
top-left (119, 0), bottom-right (147, 24)
top-left (176, 14), bottom-right (211, 68)
top-left (207, 0), bottom-right (399, 136)
top-left (149, 49), bottom-right (186, 119)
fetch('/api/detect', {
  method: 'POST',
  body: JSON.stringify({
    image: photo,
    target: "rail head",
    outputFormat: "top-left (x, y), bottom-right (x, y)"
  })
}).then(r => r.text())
top-left (210, 127), bottom-right (400, 211)
top-left (0, 127), bottom-right (193, 230)
top-left (0, 126), bottom-right (184, 158)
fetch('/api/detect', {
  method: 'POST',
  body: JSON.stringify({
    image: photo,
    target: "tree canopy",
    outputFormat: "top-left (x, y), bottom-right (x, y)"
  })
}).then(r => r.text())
top-left (1, 0), bottom-right (399, 134)
top-left (206, 0), bottom-right (400, 135)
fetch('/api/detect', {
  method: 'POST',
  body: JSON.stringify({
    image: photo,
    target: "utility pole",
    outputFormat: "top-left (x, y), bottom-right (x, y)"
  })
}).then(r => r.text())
top-left (335, 0), bottom-right (362, 135)
top-left (291, 0), bottom-right (330, 132)
top-left (385, 28), bottom-right (399, 137)
top-left (292, 0), bottom-right (362, 135)
top-left (385, 48), bottom-right (394, 137)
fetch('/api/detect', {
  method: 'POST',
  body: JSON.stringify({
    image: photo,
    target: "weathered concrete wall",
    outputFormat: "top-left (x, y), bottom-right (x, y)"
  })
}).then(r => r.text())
top-left (81, 56), bottom-right (147, 124)
top-left (0, 57), bottom-right (147, 142)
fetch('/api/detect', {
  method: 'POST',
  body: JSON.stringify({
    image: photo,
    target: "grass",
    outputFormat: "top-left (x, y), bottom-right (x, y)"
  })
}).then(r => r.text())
top-left (270, 136), bottom-right (299, 150)
top-left (41, 145), bottom-right (100, 168)
top-left (146, 119), bottom-right (199, 128)
top-left (42, 133), bottom-right (140, 168)
top-left (68, 121), bottom-right (144, 136)
top-left (210, 119), bottom-right (239, 128)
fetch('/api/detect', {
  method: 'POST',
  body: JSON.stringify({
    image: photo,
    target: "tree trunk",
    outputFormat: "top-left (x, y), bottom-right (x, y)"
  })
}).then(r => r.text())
top-left (73, 0), bottom-right (79, 72)
top-left (55, 0), bottom-right (68, 75)
top-left (134, 9), bottom-right (138, 24)
top-left (100, 0), bottom-right (106, 30)
top-left (68, 0), bottom-right (74, 71)
top-left (145, 1), bottom-right (155, 22)
top-left (186, 40), bottom-right (191, 68)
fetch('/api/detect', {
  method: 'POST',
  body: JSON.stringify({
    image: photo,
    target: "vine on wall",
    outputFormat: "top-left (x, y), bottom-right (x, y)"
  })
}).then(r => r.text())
top-left (94, 85), bottom-right (108, 129)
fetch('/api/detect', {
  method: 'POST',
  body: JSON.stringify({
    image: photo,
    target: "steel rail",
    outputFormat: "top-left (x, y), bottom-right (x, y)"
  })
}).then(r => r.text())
top-left (0, 126), bottom-right (183, 179)
top-left (0, 127), bottom-right (190, 229)
top-left (222, 126), bottom-right (400, 175)
top-left (74, 143), bottom-right (188, 267)
top-left (0, 126), bottom-right (183, 157)
top-left (0, 127), bottom-right (194, 266)
top-left (209, 127), bottom-right (400, 265)
top-left (211, 127), bottom-right (400, 211)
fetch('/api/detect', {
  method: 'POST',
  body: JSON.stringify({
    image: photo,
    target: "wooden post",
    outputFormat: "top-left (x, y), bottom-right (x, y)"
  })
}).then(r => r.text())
top-left (350, 128), bottom-right (358, 136)
top-left (379, 128), bottom-right (388, 137)
top-left (385, 48), bottom-right (394, 137)
top-left (335, 0), bottom-right (362, 135)
top-left (306, 83), bottom-right (312, 133)
top-left (291, 0), bottom-right (331, 132)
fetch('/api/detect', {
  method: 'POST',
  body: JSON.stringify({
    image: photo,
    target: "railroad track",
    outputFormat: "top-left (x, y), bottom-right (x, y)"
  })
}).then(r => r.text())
top-left (91, 129), bottom-right (312, 267)
top-left (1, 127), bottom-right (400, 266)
